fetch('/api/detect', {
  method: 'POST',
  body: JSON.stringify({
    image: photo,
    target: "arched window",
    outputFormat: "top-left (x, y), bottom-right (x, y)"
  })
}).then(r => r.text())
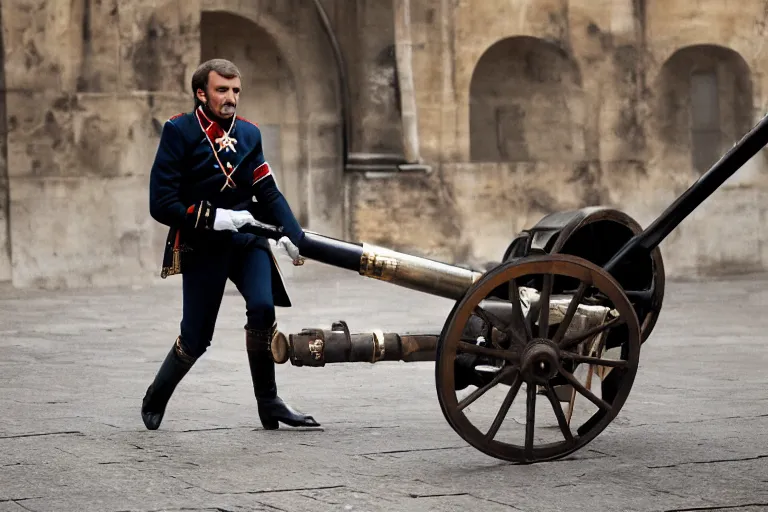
top-left (690, 71), bottom-right (720, 173)
top-left (657, 45), bottom-right (752, 175)
top-left (469, 36), bottom-right (583, 163)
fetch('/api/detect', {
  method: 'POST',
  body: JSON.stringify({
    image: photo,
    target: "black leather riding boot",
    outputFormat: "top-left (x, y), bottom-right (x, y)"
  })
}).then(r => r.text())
top-left (141, 337), bottom-right (197, 430)
top-left (245, 325), bottom-right (320, 430)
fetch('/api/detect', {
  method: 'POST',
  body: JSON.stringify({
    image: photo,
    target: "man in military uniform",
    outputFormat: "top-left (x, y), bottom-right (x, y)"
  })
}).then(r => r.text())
top-left (141, 58), bottom-right (319, 431)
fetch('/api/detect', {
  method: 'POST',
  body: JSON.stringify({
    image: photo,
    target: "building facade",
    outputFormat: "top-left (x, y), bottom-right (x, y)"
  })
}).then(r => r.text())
top-left (0, 0), bottom-right (766, 289)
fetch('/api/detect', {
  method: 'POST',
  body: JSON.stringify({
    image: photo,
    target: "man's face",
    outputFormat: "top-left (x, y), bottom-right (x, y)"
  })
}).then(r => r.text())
top-left (198, 71), bottom-right (241, 119)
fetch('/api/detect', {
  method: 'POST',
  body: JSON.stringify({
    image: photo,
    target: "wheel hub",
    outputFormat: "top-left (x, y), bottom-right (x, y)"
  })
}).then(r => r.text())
top-left (521, 339), bottom-right (560, 383)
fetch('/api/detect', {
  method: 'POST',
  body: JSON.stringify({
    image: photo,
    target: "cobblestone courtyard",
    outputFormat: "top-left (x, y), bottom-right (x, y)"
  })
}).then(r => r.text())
top-left (2, 255), bottom-right (768, 511)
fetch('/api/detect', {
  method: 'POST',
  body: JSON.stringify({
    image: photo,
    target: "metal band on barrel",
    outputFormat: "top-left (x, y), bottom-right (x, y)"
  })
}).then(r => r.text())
top-left (372, 330), bottom-right (385, 363)
top-left (359, 243), bottom-right (483, 301)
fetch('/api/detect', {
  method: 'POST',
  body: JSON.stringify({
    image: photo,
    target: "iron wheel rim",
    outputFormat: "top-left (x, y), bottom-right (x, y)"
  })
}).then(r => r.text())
top-left (435, 254), bottom-right (641, 464)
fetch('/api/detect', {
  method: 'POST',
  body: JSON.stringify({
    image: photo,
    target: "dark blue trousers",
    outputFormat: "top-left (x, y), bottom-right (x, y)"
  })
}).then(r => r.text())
top-left (178, 232), bottom-right (275, 359)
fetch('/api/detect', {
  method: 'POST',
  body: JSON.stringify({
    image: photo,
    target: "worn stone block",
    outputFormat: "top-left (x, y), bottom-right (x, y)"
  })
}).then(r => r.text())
top-left (257, 0), bottom-right (305, 28)
top-left (248, 81), bottom-right (299, 128)
top-left (307, 166), bottom-right (343, 238)
top-left (599, 102), bottom-right (647, 163)
top-left (646, 0), bottom-right (757, 68)
top-left (265, 122), bottom-right (306, 223)
top-left (307, 121), bottom-right (343, 236)
top-left (455, 0), bottom-right (570, 81)
top-left (0, 99), bottom-right (8, 282)
top-left (411, 42), bottom-right (447, 107)
top-left (0, 180), bottom-right (9, 281)
top-left (75, 0), bottom-right (121, 93)
top-left (348, 170), bottom-right (464, 262)
top-left (117, 0), bottom-right (201, 94)
top-left (2, 0), bottom-right (123, 93)
top-left (2, 0), bottom-right (80, 92)
top-left (6, 91), bottom-right (100, 179)
top-left (308, 120), bottom-right (343, 169)
top-left (656, 187), bottom-right (768, 278)
top-left (299, 68), bottom-right (340, 122)
top-left (409, 0), bottom-right (445, 45)
top-left (6, 92), bottom-right (189, 180)
top-left (8, 175), bottom-right (164, 289)
top-left (438, 103), bottom-right (461, 162)
top-left (444, 161), bottom-right (600, 264)
top-left (414, 104), bottom-right (443, 163)
top-left (593, 158), bottom-right (768, 279)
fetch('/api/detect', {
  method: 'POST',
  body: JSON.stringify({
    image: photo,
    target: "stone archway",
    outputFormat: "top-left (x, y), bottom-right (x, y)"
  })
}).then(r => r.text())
top-left (655, 44), bottom-right (753, 175)
top-left (199, 3), bottom-right (344, 237)
top-left (200, 11), bottom-right (304, 224)
top-left (469, 36), bottom-right (584, 163)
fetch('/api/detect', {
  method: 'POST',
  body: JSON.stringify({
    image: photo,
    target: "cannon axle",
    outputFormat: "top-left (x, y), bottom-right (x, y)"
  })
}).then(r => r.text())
top-left (520, 339), bottom-right (561, 384)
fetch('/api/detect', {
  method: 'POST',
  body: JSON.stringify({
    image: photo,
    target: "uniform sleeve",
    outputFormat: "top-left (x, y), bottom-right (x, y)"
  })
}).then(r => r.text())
top-left (149, 120), bottom-right (214, 229)
top-left (248, 137), bottom-right (304, 245)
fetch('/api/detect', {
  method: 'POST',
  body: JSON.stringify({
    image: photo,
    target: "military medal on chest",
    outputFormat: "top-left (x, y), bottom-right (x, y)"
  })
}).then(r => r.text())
top-left (196, 106), bottom-right (240, 191)
top-left (215, 133), bottom-right (237, 153)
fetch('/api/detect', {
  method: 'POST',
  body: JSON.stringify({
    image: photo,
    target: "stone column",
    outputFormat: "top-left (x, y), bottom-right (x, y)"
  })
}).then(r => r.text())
top-left (393, 0), bottom-right (421, 164)
top-left (346, 0), bottom-right (405, 162)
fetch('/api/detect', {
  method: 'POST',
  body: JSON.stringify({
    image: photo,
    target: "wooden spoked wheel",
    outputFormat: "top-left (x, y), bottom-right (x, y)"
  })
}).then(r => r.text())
top-left (435, 254), bottom-right (641, 464)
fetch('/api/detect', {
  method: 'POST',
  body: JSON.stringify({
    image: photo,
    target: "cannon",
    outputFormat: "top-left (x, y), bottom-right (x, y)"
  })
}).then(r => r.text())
top-left (243, 112), bottom-right (768, 464)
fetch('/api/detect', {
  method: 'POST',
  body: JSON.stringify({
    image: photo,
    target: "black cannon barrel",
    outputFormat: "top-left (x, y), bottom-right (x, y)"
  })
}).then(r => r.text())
top-left (604, 112), bottom-right (768, 274)
top-left (239, 223), bottom-right (482, 300)
top-left (299, 232), bottom-right (363, 272)
top-left (238, 222), bottom-right (363, 271)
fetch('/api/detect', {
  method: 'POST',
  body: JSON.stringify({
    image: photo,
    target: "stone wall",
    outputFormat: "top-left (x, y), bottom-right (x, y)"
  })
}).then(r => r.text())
top-left (1, 0), bottom-right (767, 289)
top-left (0, 0), bottom-right (343, 288)
top-left (2, 0), bottom-right (200, 288)
top-left (346, 0), bottom-right (768, 279)
top-left (0, 1), bottom-right (9, 282)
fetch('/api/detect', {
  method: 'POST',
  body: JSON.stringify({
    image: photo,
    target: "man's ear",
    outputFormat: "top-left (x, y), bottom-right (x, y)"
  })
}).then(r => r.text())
top-left (195, 88), bottom-right (207, 105)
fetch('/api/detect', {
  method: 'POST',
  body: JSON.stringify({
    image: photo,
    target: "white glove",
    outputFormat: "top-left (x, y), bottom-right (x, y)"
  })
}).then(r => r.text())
top-left (277, 236), bottom-right (305, 266)
top-left (213, 209), bottom-right (257, 231)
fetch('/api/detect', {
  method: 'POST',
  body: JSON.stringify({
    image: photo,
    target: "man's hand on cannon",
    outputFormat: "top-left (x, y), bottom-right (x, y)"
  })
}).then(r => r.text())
top-left (212, 208), bottom-right (260, 232)
top-left (277, 236), bottom-right (305, 266)
top-left (209, 209), bottom-right (304, 266)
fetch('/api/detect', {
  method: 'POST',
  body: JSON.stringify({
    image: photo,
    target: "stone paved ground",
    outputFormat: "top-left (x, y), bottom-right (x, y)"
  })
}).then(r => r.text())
top-left (2, 254), bottom-right (768, 512)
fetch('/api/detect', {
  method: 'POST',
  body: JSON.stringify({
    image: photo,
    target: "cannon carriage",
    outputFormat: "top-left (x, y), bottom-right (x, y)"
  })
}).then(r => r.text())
top-left (243, 112), bottom-right (768, 464)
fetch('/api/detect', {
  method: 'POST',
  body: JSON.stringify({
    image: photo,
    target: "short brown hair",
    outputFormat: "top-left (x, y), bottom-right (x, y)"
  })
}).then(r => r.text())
top-left (191, 58), bottom-right (241, 106)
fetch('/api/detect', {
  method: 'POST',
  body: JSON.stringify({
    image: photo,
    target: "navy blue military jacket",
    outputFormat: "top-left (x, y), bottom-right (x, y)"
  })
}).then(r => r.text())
top-left (149, 105), bottom-right (303, 282)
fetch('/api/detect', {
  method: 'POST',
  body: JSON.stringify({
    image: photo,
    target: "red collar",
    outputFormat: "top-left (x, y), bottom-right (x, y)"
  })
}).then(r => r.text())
top-left (195, 106), bottom-right (235, 142)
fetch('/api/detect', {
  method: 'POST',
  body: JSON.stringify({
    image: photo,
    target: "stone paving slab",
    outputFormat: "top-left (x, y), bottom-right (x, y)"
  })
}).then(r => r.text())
top-left (2, 255), bottom-right (768, 511)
